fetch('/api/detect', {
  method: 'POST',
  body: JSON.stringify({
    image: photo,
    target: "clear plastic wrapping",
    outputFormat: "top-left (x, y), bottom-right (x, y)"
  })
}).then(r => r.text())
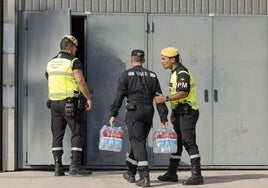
top-left (153, 127), bottom-right (178, 153)
top-left (99, 125), bottom-right (124, 152)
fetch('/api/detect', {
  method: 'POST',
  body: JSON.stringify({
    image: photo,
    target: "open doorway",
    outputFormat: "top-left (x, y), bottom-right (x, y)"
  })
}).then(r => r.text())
top-left (71, 16), bottom-right (87, 164)
top-left (72, 16), bottom-right (85, 68)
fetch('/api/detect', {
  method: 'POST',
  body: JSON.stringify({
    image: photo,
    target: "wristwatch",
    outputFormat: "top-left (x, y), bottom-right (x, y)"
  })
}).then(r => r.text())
top-left (165, 96), bottom-right (170, 102)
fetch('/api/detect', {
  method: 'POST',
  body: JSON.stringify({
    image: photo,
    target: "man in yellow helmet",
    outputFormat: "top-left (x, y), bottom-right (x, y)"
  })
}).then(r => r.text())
top-left (155, 47), bottom-right (204, 185)
top-left (45, 35), bottom-right (93, 176)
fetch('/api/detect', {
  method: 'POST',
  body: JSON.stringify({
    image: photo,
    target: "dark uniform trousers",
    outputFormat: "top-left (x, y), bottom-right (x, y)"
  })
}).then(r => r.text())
top-left (50, 100), bottom-right (85, 164)
top-left (125, 103), bottom-right (154, 176)
top-left (172, 105), bottom-right (201, 166)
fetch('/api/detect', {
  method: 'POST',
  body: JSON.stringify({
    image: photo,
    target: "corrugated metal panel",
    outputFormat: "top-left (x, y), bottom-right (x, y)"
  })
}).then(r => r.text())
top-left (70, 0), bottom-right (77, 11)
top-left (129, 0), bottom-right (136, 13)
top-left (121, 0), bottom-right (128, 12)
top-left (54, 0), bottom-right (63, 10)
top-left (77, 0), bottom-right (84, 12)
top-left (179, 0), bottom-right (187, 14)
top-left (107, 0), bottom-right (114, 12)
top-left (92, 0), bottom-right (99, 13)
top-left (47, 0), bottom-right (54, 10)
top-left (39, 0), bottom-right (46, 10)
top-left (99, 0), bottom-right (106, 12)
top-left (21, 0), bottom-right (268, 15)
top-left (260, 0), bottom-right (268, 14)
top-left (144, 0), bottom-right (151, 13)
top-left (62, 0), bottom-right (70, 10)
top-left (195, 0), bottom-right (202, 14)
top-left (30, 0), bottom-right (37, 11)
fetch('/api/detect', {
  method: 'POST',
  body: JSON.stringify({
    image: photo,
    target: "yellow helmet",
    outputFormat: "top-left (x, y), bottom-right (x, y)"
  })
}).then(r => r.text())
top-left (64, 35), bottom-right (78, 47)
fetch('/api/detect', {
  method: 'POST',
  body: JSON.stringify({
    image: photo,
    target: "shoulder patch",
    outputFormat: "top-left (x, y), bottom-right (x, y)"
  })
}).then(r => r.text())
top-left (180, 77), bottom-right (185, 81)
top-left (150, 73), bottom-right (156, 77)
top-left (128, 72), bottom-right (135, 76)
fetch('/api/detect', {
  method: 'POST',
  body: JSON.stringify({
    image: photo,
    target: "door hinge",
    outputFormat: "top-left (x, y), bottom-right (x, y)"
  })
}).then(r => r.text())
top-left (146, 22), bottom-right (150, 33)
top-left (25, 19), bottom-right (28, 30)
top-left (151, 22), bottom-right (154, 33)
top-left (25, 85), bottom-right (28, 96)
top-left (25, 152), bottom-right (28, 164)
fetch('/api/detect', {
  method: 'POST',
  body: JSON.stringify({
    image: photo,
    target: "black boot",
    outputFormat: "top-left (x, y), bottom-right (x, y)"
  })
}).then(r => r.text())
top-left (182, 165), bottom-right (204, 185)
top-left (54, 157), bottom-right (65, 176)
top-left (158, 159), bottom-right (179, 182)
top-left (136, 176), bottom-right (150, 187)
top-left (69, 151), bottom-right (92, 176)
top-left (123, 171), bottom-right (136, 183)
top-left (136, 166), bottom-right (150, 187)
top-left (123, 160), bottom-right (137, 183)
top-left (69, 165), bottom-right (92, 176)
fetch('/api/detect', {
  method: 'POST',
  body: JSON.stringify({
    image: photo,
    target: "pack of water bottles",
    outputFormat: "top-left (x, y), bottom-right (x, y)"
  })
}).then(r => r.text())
top-left (98, 125), bottom-right (124, 152)
top-left (153, 127), bottom-right (178, 153)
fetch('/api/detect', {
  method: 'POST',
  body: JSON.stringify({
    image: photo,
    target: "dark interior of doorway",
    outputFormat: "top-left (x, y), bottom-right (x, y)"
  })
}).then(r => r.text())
top-left (72, 16), bottom-right (85, 67)
top-left (71, 16), bottom-right (87, 164)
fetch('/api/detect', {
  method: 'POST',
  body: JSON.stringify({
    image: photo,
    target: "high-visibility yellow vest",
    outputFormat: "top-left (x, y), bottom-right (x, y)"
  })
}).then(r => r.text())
top-left (169, 68), bottom-right (199, 110)
top-left (46, 57), bottom-right (79, 100)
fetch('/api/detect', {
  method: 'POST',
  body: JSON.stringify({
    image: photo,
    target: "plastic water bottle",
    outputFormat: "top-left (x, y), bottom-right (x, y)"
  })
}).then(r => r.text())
top-left (99, 125), bottom-right (109, 150)
top-left (153, 129), bottom-right (163, 153)
top-left (153, 127), bottom-right (178, 153)
top-left (99, 125), bottom-right (124, 152)
top-left (153, 129), bottom-right (158, 153)
top-left (112, 127), bottom-right (123, 152)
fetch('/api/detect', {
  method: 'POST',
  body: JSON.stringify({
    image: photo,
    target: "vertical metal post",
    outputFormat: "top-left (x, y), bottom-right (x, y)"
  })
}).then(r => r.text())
top-left (0, 0), bottom-right (3, 171)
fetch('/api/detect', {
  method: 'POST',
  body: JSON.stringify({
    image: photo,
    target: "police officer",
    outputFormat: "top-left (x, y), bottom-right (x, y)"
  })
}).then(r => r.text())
top-left (45, 35), bottom-right (93, 176)
top-left (155, 47), bottom-right (204, 185)
top-left (109, 49), bottom-right (168, 187)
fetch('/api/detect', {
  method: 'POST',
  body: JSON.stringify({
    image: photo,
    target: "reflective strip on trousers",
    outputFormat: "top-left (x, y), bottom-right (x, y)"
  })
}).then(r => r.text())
top-left (52, 147), bottom-right (63, 151)
top-left (71, 147), bottom-right (83, 151)
top-left (138, 161), bottom-right (148, 166)
top-left (171, 155), bottom-right (181, 160)
top-left (127, 157), bottom-right (138, 166)
top-left (190, 154), bottom-right (201, 159)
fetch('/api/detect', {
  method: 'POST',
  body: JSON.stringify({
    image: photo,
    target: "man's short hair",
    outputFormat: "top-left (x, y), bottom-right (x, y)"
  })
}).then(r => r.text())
top-left (60, 35), bottom-right (78, 50)
top-left (131, 49), bottom-right (145, 62)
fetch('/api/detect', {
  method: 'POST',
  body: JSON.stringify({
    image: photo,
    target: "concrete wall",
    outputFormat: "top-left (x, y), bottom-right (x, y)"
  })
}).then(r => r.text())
top-left (2, 0), bottom-right (16, 171)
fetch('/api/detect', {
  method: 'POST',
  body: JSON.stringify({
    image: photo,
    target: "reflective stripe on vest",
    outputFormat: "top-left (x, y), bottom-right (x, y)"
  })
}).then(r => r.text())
top-left (169, 70), bottom-right (199, 110)
top-left (46, 57), bottom-right (79, 100)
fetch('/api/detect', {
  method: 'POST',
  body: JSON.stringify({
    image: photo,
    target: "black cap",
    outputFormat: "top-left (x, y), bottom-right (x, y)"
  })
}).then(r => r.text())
top-left (131, 49), bottom-right (145, 58)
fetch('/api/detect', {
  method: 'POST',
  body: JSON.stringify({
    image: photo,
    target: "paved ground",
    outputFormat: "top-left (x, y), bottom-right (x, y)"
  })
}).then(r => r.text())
top-left (0, 170), bottom-right (268, 188)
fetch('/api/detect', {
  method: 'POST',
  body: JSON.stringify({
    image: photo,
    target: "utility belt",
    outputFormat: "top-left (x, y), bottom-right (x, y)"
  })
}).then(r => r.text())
top-left (135, 100), bottom-right (153, 105)
top-left (172, 103), bottom-right (197, 116)
top-left (47, 94), bottom-right (87, 117)
top-left (126, 100), bottom-right (153, 111)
